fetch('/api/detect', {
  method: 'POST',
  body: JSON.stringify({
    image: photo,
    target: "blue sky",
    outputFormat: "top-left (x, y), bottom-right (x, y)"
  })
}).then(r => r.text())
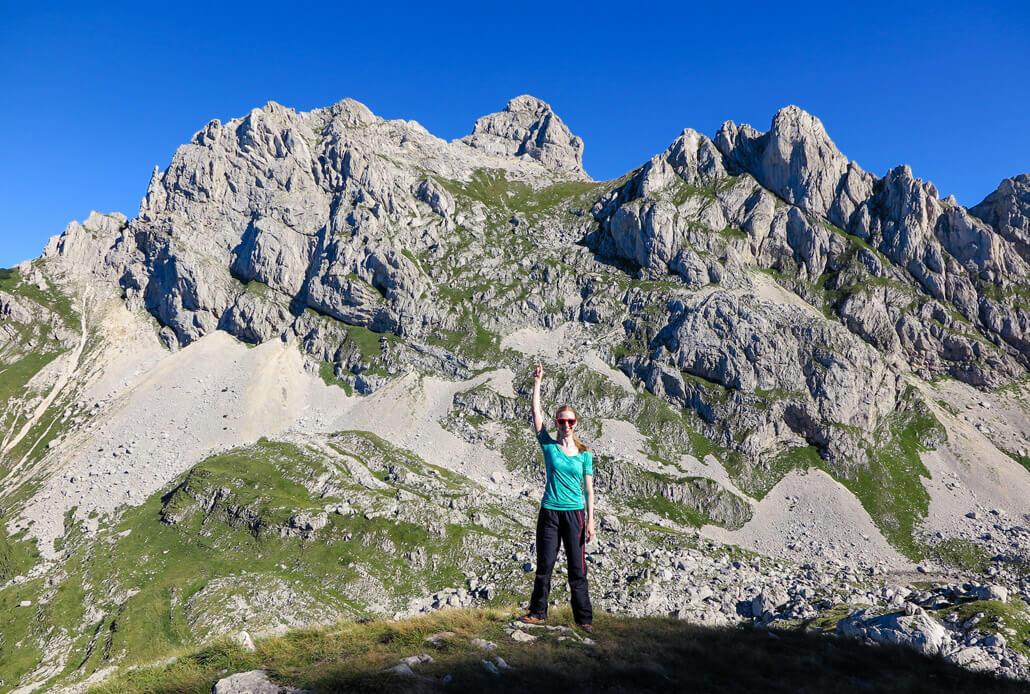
top-left (1, 1), bottom-right (1028, 267)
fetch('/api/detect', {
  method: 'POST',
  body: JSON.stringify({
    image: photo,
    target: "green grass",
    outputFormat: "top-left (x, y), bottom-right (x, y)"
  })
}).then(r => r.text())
top-left (613, 466), bottom-right (751, 530)
top-left (0, 526), bottom-right (39, 583)
top-left (627, 493), bottom-right (710, 528)
top-left (86, 606), bottom-right (1030, 694)
top-left (0, 265), bottom-right (78, 328)
top-left (805, 603), bottom-right (870, 633)
top-left (727, 445), bottom-right (823, 501)
top-left (318, 360), bottom-right (354, 396)
top-left (824, 395), bottom-right (944, 560)
top-left (926, 538), bottom-right (992, 573)
top-left (424, 314), bottom-right (504, 365)
top-left (301, 308), bottom-right (399, 380)
top-left (995, 444), bottom-right (1030, 474)
top-left (935, 600), bottom-right (1030, 659)
top-left (0, 348), bottom-right (63, 409)
top-left (434, 170), bottom-right (601, 215)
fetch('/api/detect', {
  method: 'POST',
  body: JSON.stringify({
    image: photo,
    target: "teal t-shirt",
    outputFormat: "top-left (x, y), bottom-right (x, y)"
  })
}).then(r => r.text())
top-left (537, 431), bottom-right (594, 511)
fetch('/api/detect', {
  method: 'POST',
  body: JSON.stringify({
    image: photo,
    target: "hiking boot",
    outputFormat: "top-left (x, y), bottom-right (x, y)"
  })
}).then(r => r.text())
top-left (518, 614), bottom-right (545, 625)
top-left (578, 623), bottom-right (594, 634)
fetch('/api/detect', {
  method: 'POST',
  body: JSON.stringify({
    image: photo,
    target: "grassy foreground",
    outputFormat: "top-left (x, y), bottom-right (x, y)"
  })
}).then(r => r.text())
top-left (89, 606), bottom-right (1027, 694)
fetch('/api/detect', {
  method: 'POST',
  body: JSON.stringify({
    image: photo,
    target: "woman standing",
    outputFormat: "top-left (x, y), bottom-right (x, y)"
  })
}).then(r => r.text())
top-left (520, 360), bottom-right (595, 633)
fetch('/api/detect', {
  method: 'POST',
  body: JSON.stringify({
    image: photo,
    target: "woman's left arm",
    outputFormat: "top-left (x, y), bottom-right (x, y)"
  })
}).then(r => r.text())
top-left (584, 474), bottom-right (595, 543)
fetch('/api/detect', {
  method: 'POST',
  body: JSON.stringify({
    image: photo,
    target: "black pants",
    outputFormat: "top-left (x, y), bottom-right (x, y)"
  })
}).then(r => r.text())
top-left (529, 508), bottom-right (592, 624)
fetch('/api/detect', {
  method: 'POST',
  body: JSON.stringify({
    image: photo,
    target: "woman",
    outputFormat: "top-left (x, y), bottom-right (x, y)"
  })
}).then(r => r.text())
top-left (519, 360), bottom-right (595, 633)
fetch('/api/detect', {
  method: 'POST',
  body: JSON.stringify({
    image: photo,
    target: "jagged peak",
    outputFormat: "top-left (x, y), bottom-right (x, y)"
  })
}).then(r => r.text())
top-left (460, 95), bottom-right (586, 176)
top-left (656, 128), bottom-right (726, 186)
top-left (715, 105), bottom-right (861, 224)
top-left (970, 172), bottom-right (1030, 263)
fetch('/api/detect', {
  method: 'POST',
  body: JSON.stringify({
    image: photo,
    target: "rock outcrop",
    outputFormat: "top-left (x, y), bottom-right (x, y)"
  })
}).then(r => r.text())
top-left (971, 173), bottom-right (1030, 263)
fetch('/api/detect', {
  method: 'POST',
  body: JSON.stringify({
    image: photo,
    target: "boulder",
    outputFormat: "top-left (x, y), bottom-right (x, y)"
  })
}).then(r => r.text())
top-left (212, 670), bottom-right (308, 694)
top-left (838, 609), bottom-right (947, 657)
top-left (972, 585), bottom-right (1009, 603)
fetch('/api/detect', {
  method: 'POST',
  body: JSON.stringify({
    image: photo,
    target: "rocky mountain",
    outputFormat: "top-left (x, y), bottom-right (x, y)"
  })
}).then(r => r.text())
top-left (0, 95), bottom-right (1028, 692)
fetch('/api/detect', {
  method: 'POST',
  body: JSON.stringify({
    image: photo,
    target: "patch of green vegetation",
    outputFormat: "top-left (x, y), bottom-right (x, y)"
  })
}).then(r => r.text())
top-left (1, 390), bottom-right (77, 469)
top-left (680, 370), bottom-right (732, 403)
top-left (500, 423), bottom-right (543, 478)
top-left (399, 248), bottom-right (426, 276)
top-left (345, 323), bottom-right (394, 364)
top-left (434, 170), bottom-right (601, 216)
top-left (0, 265), bottom-right (78, 328)
top-left (599, 460), bottom-right (751, 530)
top-left (727, 445), bottom-right (823, 501)
top-left (231, 273), bottom-right (275, 299)
top-left (0, 348), bottom-right (63, 408)
top-left (720, 385), bottom-right (945, 559)
top-left (977, 278), bottom-right (1030, 306)
top-left (670, 180), bottom-right (707, 207)
top-left (0, 526), bottom-right (39, 583)
top-left (160, 442), bottom-right (332, 530)
top-left (927, 538), bottom-right (991, 573)
top-left (935, 600), bottom-right (1030, 659)
top-left (806, 603), bottom-right (871, 633)
top-left (997, 445), bottom-right (1030, 474)
top-left (627, 491), bottom-right (711, 528)
top-left (717, 227), bottom-right (748, 241)
top-left (318, 360), bottom-right (354, 396)
top-left (631, 388), bottom-right (735, 467)
top-left (826, 393), bottom-right (945, 560)
top-left (424, 313), bottom-right (503, 365)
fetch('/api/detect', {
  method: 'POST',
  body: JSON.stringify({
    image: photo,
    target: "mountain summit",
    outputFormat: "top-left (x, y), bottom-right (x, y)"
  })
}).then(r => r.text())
top-left (461, 95), bottom-right (587, 175)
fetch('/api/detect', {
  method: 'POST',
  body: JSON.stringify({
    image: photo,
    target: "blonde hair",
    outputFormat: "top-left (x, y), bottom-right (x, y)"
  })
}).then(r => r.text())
top-left (556, 405), bottom-right (590, 453)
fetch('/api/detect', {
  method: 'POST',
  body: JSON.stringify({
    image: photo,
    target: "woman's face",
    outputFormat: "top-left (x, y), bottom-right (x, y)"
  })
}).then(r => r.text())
top-left (556, 412), bottom-right (577, 434)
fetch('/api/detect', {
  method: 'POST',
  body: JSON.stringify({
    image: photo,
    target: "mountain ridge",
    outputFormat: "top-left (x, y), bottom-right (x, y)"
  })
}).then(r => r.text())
top-left (0, 94), bottom-right (1028, 692)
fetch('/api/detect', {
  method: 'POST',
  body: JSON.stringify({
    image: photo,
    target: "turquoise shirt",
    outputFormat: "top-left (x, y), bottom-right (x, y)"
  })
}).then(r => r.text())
top-left (537, 431), bottom-right (594, 511)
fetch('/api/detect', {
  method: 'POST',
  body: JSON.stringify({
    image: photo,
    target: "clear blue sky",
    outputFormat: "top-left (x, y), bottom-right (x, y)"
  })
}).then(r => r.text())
top-left (1, 1), bottom-right (1028, 267)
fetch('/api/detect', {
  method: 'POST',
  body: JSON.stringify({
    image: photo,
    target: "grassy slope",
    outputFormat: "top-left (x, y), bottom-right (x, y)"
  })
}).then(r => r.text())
top-left (0, 265), bottom-right (81, 593)
top-left (0, 435), bottom-right (515, 690)
top-left (89, 606), bottom-right (1030, 694)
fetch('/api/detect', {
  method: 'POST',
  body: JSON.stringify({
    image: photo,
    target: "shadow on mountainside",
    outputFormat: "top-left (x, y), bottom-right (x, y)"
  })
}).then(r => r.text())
top-left (88, 607), bottom-right (1028, 694)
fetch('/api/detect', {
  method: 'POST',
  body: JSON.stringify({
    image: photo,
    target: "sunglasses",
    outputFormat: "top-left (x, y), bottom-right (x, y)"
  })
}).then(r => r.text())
top-left (556, 418), bottom-right (577, 427)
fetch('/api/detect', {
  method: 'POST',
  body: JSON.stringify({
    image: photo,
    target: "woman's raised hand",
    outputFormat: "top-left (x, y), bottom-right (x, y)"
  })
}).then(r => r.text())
top-left (533, 360), bottom-right (543, 383)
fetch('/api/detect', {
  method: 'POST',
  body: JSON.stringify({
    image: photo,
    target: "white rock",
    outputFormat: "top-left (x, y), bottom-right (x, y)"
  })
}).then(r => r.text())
top-left (386, 663), bottom-right (417, 677)
top-left (948, 646), bottom-right (999, 673)
top-left (973, 585), bottom-right (1009, 603)
top-left (235, 630), bottom-right (255, 652)
top-left (212, 669), bottom-right (306, 693)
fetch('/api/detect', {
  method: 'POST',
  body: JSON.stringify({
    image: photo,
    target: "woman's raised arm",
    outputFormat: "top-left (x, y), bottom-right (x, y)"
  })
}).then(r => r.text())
top-left (531, 361), bottom-right (544, 434)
